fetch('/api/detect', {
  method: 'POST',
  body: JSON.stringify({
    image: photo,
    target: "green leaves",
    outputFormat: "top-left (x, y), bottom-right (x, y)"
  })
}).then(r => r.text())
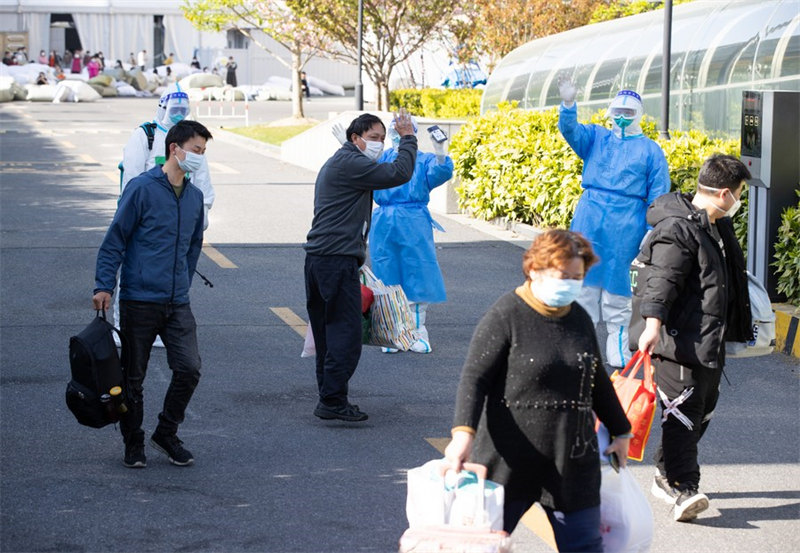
top-left (389, 88), bottom-right (482, 119)
top-left (772, 190), bottom-right (800, 305)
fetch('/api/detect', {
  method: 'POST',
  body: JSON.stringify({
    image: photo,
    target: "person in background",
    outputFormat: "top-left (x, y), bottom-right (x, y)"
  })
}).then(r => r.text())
top-left (37, 50), bottom-right (47, 64)
top-left (48, 50), bottom-right (59, 67)
top-left (164, 52), bottom-right (175, 65)
top-left (34, 71), bottom-right (48, 85)
top-left (97, 51), bottom-right (105, 70)
top-left (557, 77), bottom-right (670, 370)
top-left (14, 47), bottom-right (27, 64)
top-left (71, 49), bottom-right (82, 73)
top-left (62, 50), bottom-right (72, 70)
top-left (631, 154), bottom-right (753, 522)
top-left (93, 120), bottom-right (212, 470)
top-left (82, 50), bottom-right (92, 68)
top-left (87, 56), bottom-right (100, 79)
top-left (445, 229), bottom-right (632, 551)
top-left (138, 49), bottom-right (148, 71)
top-left (304, 111), bottom-right (417, 422)
top-left (190, 56), bottom-right (201, 70)
top-left (300, 71), bottom-right (310, 99)
top-left (114, 59), bottom-right (123, 70)
top-left (368, 117), bottom-right (453, 354)
top-left (2, 51), bottom-right (14, 65)
top-left (53, 64), bottom-right (65, 81)
top-left (225, 56), bottom-right (238, 87)
top-left (128, 52), bottom-right (136, 66)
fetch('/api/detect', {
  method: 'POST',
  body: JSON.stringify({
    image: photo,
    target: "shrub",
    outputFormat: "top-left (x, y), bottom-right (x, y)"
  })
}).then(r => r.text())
top-left (773, 191), bottom-right (800, 306)
top-left (389, 88), bottom-right (482, 119)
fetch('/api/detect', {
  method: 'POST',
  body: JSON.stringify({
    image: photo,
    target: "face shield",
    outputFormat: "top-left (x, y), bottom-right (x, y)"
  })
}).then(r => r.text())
top-left (389, 116), bottom-right (418, 149)
top-left (156, 84), bottom-right (190, 130)
top-left (606, 90), bottom-right (644, 139)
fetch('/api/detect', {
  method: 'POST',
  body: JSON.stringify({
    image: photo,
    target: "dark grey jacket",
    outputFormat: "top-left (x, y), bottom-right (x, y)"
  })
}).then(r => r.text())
top-left (629, 192), bottom-right (752, 369)
top-left (303, 136), bottom-right (417, 264)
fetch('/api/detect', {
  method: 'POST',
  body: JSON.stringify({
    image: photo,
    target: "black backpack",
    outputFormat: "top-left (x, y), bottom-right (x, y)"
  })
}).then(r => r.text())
top-left (66, 311), bottom-right (128, 428)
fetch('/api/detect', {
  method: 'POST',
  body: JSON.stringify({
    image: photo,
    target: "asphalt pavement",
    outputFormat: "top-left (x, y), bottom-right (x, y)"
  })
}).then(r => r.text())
top-left (1, 97), bottom-right (798, 553)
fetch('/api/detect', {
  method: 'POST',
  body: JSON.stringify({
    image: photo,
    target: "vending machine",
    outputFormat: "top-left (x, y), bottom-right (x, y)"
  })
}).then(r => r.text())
top-left (740, 90), bottom-right (800, 300)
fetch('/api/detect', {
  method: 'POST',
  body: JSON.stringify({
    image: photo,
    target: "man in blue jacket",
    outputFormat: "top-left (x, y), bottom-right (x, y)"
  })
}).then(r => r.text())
top-left (304, 110), bottom-right (417, 422)
top-left (93, 120), bottom-right (211, 469)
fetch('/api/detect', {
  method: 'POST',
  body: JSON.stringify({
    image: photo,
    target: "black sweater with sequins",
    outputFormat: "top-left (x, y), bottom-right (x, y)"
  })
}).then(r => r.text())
top-left (452, 291), bottom-right (631, 512)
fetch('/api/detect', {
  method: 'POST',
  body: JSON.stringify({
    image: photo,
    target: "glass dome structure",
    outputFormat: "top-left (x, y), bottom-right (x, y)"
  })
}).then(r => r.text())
top-left (481, 0), bottom-right (799, 138)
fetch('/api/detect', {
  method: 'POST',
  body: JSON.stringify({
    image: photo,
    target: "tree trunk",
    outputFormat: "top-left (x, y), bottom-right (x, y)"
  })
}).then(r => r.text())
top-left (377, 81), bottom-right (390, 112)
top-left (291, 50), bottom-right (304, 119)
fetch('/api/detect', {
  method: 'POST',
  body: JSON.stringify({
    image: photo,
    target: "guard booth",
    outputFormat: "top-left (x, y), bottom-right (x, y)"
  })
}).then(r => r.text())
top-left (740, 90), bottom-right (800, 301)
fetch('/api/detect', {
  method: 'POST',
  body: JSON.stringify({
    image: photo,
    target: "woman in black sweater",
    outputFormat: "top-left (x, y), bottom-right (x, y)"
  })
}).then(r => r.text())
top-left (445, 229), bottom-right (632, 552)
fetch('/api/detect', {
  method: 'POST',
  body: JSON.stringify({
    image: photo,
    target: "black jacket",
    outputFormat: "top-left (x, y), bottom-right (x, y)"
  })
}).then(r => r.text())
top-left (629, 192), bottom-right (752, 369)
top-left (304, 136), bottom-right (417, 265)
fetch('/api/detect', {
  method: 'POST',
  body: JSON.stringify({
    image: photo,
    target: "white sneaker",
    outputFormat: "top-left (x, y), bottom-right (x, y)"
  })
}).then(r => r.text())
top-left (153, 335), bottom-right (165, 348)
top-left (381, 347), bottom-right (399, 354)
top-left (410, 339), bottom-right (432, 354)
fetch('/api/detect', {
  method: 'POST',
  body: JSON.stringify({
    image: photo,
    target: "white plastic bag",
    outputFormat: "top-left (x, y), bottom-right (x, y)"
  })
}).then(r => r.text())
top-left (599, 466), bottom-right (653, 553)
top-left (726, 271), bottom-right (775, 358)
top-left (406, 459), bottom-right (505, 532)
top-left (300, 323), bottom-right (315, 358)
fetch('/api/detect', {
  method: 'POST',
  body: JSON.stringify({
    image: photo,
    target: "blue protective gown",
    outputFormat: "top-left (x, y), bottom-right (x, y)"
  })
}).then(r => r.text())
top-left (368, 149), bottom-right (454, 303)
top-left (559, 103), bottom-right (670, 297)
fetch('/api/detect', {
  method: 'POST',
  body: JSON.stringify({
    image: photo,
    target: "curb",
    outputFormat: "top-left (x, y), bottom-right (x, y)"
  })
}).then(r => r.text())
top-left (773, 303), bottom-right (800, 359)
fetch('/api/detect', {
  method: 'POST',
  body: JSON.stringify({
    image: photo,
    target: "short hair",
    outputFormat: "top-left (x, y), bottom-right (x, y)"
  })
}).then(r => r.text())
top-left (697, 153), bottom-right (751, 192)
top-left (165, 120), bottom-right (213, 160)
top-left (522, 229), bottom-right (598, 278)
top-left (346, 114), bottom-right (385, 143)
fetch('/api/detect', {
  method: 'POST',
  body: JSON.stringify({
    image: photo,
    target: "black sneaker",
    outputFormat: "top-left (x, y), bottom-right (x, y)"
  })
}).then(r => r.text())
top-left (313, 402), bottom-right (368, 422)
top-left (123, 442), bottom-right (146, 468)
top-left (150, 433), bottom-right (194, 466)
top-left (651, 472), bottom-right (678, 504)
top-left (674, 486), bottom-right (709, 522)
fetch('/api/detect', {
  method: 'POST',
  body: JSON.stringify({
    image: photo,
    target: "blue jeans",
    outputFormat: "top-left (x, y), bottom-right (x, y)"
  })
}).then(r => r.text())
top-left (119, 301), bottom-right (201, 444)
top-left (304, 254), bottom-right (362, 407)
top-left (504, 499), bottom-right (602, 553)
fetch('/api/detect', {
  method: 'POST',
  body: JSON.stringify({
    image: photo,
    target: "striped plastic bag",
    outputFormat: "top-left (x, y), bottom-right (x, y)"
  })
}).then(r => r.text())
top-left (359, 265), bottom-right (419, 351)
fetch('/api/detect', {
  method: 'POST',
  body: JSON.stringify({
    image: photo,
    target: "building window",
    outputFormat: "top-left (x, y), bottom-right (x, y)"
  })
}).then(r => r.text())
top-left (227, 29), bottom-right (249, 49)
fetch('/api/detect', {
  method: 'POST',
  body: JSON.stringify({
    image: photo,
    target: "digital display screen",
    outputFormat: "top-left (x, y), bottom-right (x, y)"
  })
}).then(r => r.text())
top-left (741, 91), bottom-right (762, 158)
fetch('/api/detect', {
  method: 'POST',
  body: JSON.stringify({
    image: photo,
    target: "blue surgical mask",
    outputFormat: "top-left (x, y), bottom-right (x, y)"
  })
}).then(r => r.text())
top-left (169, 112), bottom-right (186, 125)
top-left (531, 274), bottom-right (583, 307)
top-left (177, 147), bottom-right (204, 173)
top-left (613, 115), bottom-right (634, 129)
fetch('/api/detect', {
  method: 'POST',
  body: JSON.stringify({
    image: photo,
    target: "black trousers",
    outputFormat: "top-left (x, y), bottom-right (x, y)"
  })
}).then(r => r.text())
top-left (119, 301), bottom-right (201, 445)
top-left (652, 355), bottom-right (721, 489)
top-left (304, 254), bottom-right (362, 407)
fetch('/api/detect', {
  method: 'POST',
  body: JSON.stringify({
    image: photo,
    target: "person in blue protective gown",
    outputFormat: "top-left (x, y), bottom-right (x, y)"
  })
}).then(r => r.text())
top-left (369, 118), bottom-right (454, 354)
top-left (557, 78), bottom-right (670, 368)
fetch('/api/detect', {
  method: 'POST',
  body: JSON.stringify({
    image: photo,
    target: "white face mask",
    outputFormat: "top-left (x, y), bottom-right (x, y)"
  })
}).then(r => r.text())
top-left (360, 138), bottom-right (384, 161)
top-left (530, 272), bottom-right (583, 307)
top-left (177, 146), bottom-right (204, 173)
top-left (698, 183), bottom-right (741, 218)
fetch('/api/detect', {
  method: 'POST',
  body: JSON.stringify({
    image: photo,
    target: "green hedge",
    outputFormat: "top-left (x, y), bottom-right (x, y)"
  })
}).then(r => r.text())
top-left (773, 191), bottom-right (800, 305)
top-left (389, 88), bottom-right (482, 119)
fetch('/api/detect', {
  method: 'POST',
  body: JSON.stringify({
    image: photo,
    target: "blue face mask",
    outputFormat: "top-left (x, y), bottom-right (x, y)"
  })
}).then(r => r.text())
top-left (613, 115), bottom-right (634, 129)
top-left (170, 112), bottom-right (185, 125)
top-left (531, 275), bottom-right (583, 307)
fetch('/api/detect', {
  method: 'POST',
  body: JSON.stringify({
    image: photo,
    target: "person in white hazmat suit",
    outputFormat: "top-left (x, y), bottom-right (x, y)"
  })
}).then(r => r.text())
top-left (113, 83), bottom-right (216, 347)
top-left (558, 78), bottom-right (670, 367)
top-left (369, 119), bottom-right (454, 354)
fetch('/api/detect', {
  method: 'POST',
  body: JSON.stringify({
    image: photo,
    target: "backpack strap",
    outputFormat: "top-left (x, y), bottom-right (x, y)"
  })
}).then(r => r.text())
top-left (139, 122), bottom-right (157, 151)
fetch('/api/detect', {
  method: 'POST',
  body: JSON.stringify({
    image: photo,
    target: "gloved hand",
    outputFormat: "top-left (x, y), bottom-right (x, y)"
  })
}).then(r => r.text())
top-left (432, 139), bottom-right (447, 164)
top-left (557, 75), bottom-right (577, 107)
top-left (331, 122), bottom-right (346, 146)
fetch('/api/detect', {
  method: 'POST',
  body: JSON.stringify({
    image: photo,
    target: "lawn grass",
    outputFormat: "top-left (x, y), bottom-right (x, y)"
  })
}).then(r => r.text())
top-left (227, 124), bottom-right (314, 146)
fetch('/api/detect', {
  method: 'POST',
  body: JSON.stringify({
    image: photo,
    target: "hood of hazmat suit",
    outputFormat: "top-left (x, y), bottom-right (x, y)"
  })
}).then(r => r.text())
top-left (606, 89), bottom-right (644, 139)
top-left (155, 82), bottom-right (190, 132)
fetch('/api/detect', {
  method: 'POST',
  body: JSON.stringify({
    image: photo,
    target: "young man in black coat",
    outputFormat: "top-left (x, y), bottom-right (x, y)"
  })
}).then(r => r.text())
top-left (631, 154), bottom-right (753, 522)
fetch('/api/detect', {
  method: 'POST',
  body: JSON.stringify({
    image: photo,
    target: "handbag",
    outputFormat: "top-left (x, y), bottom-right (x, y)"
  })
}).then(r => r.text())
top-left (599, 466), bottom-right (654, 553)
top-left (359, 265), bottom-right (419, 351)
top-left (726, 271), bottom-right (775, 358)
top-left (605, 350), bottom-right (657, 461)
top-left (400, 459), bottom-right (510, 553)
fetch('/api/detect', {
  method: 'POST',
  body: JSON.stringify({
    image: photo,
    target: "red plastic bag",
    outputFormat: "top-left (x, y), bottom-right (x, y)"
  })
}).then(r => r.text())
top-left (606, 351), bottom-right (657, 462)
